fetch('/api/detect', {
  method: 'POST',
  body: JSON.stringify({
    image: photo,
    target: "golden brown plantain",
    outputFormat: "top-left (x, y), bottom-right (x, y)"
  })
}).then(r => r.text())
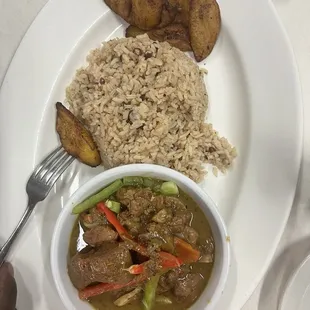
top-left (156, 0), bottom-right (178, 28)
top-left (56, 102), bottom-right (102, 167)
top-left (131, 0), bottom-right (163, 30)
top-left (125, 25), bottom-right (146, 38)
top-left (104, 0), bottom-right (132, 24)
top-left (165, 38), bottom-right (191, 51)
top-left (149, 24), bottom-right (191, 51)
top-left (189, 0), bottom-right (221, 62)
top-left (125, 24), bottom-right (191, 52)
top-left (173, 0), bottom-right (190, 26)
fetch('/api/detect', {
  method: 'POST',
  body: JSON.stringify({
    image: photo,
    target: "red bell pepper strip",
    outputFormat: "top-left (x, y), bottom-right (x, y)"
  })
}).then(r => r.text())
top-left (125, 264), bottom-right (145, 275)
top-left (159, 251), bottom-right (183, 268)
top-left (122, 235), bottom-right (182, 266)
top-left (174, 237), bottom-right (200, 263)
top-left (79, 282), bottom-right (126, 300)
top-left (79, 274), bottom-right (147, 300)
top-left (104, 222), bottom-right (181, 268)
top-left (97, 202), bottom-right (131, 238)
top-left (126, 253), bottom-right (182, 275)
top-left (97, 201), bottom-right (182, 269)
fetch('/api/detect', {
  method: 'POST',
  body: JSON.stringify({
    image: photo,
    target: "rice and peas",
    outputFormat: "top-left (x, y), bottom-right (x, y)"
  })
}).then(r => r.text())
top-left (66, 34), bottom-right (236, 182)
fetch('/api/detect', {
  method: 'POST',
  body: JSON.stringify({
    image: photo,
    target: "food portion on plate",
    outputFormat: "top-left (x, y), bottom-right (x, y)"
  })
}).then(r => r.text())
top-left (53, 15), bottom-right (232, 309)
top-left (105, 0), bottom-right (221, 62)
top-left (65, 35), bottom-right (236, 182)
top-left (56, 102), bottom-right (102, 167)
top-left (189, 0), bottom-right (221, 62)
top-left (68, 177), bottom-right (215, 309)
top-left (126, 24), bottom-right (192, 52)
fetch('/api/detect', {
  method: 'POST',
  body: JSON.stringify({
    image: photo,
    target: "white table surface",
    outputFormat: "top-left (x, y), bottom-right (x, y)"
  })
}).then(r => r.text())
top-left (1, 0), bottom-right (310, 309)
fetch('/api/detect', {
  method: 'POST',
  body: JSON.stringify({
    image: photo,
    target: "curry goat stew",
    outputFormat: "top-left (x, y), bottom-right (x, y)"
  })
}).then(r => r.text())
top-left (68, 177), bottom-right (215, 310)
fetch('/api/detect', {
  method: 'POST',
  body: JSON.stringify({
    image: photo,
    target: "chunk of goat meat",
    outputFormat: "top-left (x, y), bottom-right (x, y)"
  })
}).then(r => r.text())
top-left (158, 269), bottom-right (180, 292)
top-left (157, 265), bottom-right (191, 293)
top-left (151, 195), bottom-right (165, 211)
top-left (174, 274), bottom-right (202, 300)
top-left (68, 243), bottom-right (133, 289)
top-left (80, 207), bottom-right (108, 227)
top-left (83, 225), bottom-right (118, 246)
top-left (116, 187), bottom-right (154, 216)
top-left (129, 197), bottom-right (149, 217)
top-left (118, 211), bottom-right (141, 236)
top-left (164, 196), bottom-right (187, 211)
top-left (152, 208), bottom-right (173, 224)
top-left (116, 187), bottom-right (136, 206)
top-left (141, 223), bottom-right (174, 253)
top-left (169, 211), bottom-right (192, 233)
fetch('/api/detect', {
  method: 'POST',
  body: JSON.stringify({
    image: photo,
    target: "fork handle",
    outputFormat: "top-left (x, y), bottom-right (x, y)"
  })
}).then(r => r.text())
top-left (0, 200), bottom-right (36, 267)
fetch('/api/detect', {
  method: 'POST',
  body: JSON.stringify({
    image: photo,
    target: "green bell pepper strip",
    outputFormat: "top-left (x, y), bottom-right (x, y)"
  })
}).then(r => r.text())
top-left (72, 179), bottom-right (123, 214)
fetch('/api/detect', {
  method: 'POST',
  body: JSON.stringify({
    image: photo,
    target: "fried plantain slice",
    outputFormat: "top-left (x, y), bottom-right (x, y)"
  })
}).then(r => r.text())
top-left (56, 102), bottom-right (102, 167)
top-left (189, 0), bottom-right (221, 62)
top-left (131, 0), bottom-right (163, 30)
top-left (149, 24), bottom-right (191, 51)
top-left (126, 24), bottom-right (191, 52)
top-left (156, 0), bottom-right (178, 29)
top-left (173, 0), bottom-right (190, 26)
top-left (104, 0), bottom-right (132, 24)
top-left (125, 25), bottom-right (146, 38)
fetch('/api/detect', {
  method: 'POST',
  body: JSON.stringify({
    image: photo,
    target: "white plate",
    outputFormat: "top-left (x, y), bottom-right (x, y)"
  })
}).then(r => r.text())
top-left (0, 0), bottom-right (302, 309)
top-left (279, 254), bottom-right (310, 310)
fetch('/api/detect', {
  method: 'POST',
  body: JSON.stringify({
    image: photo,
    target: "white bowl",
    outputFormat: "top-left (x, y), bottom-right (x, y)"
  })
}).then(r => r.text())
top-left (51, 164), bottom-right (230, 310)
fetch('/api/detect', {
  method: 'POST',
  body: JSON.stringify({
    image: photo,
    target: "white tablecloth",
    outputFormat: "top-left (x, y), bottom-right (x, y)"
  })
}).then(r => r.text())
top-left (1, 0), bottom-right (309, 309)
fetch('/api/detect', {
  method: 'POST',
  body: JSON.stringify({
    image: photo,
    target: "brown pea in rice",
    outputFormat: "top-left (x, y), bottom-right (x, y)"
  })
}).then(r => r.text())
top-left (66, 35), bottom-right (236, 182)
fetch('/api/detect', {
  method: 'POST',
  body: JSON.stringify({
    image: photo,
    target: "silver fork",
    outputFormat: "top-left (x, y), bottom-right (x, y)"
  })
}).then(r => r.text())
top-left (0, 146), bottom-right (75, 267)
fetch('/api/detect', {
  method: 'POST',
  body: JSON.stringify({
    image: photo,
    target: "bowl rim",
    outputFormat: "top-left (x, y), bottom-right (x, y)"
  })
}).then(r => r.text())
top-left (51, 163), bottom-right (230, 310)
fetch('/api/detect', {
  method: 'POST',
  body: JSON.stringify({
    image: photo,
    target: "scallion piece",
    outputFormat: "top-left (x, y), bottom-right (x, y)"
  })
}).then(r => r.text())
top-left (142, 273), bottom-right (161, 310)
top-left (123, 176), bottom-right (144, 186)
top-left (160, 181), bottom-right (179, 196)
top-left (106, 200), bottom-right (121, 213)
top-left (143, 177), bottom-right (156, 188)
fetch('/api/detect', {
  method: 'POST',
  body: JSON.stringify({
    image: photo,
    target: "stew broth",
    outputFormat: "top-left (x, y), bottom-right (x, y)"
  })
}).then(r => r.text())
top-left (68, 180), bottom-right (215, 310)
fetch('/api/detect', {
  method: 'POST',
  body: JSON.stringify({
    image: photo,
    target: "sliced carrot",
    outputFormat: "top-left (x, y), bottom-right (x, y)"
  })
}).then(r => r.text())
top-left (79, 283), bottom-right (125, 300)
top-left (174, 237), bottom-right (200, 263)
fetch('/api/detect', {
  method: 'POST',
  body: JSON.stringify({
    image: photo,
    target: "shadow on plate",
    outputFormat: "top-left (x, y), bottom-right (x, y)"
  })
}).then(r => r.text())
top-left (257, 235), bottom-right (310, 310)
top-left (256, 160), bottom-right (310, 310)
top-left (257, 198), bottom-right (310, 310)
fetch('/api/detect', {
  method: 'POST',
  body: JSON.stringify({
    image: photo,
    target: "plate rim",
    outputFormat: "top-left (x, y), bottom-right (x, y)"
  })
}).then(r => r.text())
top-left (279, 253), bottom-right (310, 310)
top-left (0, 0), bottom-right (303, 309)
top-left (235, 0), bottom-right (303, 303)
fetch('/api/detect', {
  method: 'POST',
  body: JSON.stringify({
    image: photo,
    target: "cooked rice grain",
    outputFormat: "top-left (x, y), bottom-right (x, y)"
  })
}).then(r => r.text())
top-left (66, 35), bottom-right (236, 182)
